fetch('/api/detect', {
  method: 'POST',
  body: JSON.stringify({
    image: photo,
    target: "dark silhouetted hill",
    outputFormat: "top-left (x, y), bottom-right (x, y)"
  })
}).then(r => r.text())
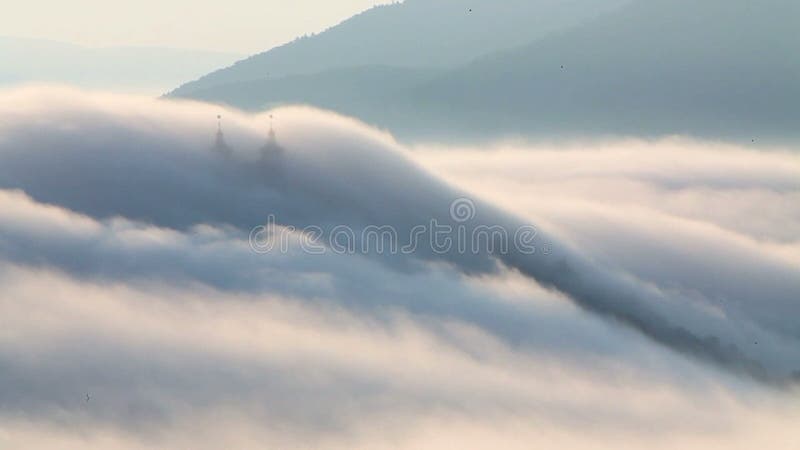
top-left (170, 0), bottom-right (629, 96)
top-left (414, 0), bottom-right (800, 139)
top-left (172, 0), bottom-right (800, 142)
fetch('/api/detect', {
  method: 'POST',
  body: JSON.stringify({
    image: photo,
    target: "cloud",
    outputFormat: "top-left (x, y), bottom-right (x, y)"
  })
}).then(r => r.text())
top-left (0, 86), bottom-right (799, 448)
top-left (415, 140), bottom-right (800, 351)
top-left (1, 262), bottom-right (799, 449)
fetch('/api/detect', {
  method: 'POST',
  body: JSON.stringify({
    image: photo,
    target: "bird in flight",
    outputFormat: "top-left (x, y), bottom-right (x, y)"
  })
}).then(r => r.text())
top-left (85, 393), bottom-right (91, 402)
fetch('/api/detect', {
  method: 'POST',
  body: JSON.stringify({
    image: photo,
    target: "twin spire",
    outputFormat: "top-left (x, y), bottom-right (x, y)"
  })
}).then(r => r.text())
top-left (212, 114), bottom-right (283, 162)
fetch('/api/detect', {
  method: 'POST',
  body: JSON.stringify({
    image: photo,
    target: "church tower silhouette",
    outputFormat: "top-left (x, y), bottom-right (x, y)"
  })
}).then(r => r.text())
top-left (259, 114), bottom-right (286, 187)
top-left (212, 114), bottom-right (232, 157)
top-left (260, 114), bottom-right (283, 161)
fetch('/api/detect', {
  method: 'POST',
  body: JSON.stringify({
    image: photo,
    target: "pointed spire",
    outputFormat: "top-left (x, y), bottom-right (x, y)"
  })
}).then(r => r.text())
top-left (261, 113), bottom-right (283, 161)
top-left (268, 114), bottom-right (276, 141)
top-left (259, 113), bottom-right (286, 188)
top-left (213, 114), bottom-right (232, 157)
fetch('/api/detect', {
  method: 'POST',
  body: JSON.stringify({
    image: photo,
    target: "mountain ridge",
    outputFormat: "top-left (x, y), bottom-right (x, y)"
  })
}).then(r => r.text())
top-left (171, 0), bottom-right (800, 142)
top-left (170, 0), bottom-right (630, 96)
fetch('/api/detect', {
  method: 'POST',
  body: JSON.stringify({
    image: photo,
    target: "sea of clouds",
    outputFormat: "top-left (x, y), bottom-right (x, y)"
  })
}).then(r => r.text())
top-left (0, 86), bottom-right (798, 449)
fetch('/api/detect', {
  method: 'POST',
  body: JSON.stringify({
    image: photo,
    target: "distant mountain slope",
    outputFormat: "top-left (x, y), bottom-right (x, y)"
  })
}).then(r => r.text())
top-left (0, 37), bottom-right (242, 93)
top-left (182, 65), bottom-right (438, 110)
top-left (170, 0), bottom-right (629, 96)
top-left (414, 0), bottom-right (800, 139)
top-left (174, 0), bottom-right (800, 142)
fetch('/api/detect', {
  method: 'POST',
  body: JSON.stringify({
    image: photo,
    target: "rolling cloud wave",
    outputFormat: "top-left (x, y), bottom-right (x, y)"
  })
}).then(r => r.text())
top-left (0, 86), bottom-right (798, 448)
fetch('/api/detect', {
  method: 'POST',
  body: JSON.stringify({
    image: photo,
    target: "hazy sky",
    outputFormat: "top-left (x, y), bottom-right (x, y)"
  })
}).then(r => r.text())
top-left (2, 0), bottom-right (389, 53)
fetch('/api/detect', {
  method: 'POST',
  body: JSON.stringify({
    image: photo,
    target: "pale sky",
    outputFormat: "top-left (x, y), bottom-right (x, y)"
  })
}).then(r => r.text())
top-left (2, 0), bottom-right (391, 53)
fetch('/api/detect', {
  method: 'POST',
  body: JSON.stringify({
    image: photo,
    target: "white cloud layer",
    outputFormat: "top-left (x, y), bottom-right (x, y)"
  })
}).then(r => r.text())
top-left (0, 87), bottom-right (798, 448)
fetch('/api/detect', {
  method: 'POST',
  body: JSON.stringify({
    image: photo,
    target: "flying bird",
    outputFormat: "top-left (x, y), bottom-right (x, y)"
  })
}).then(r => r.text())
top-left (85, 393), bottom-right (91, 402)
